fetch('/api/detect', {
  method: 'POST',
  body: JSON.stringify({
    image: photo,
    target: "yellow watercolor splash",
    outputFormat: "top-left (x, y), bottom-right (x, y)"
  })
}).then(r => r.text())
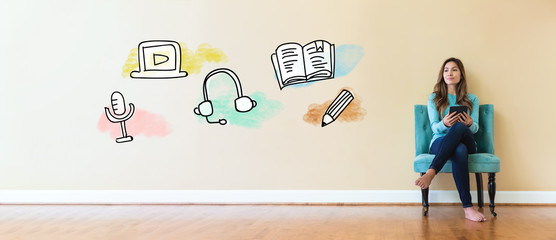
top-left (121, 43), bottom-right (228, 78)
top-left (121, 48), bottom-right (138, 78)
top-left (179, 43), bottom-right (228, 75)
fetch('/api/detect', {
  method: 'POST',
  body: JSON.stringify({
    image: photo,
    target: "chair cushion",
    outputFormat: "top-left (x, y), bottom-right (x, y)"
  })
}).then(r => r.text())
top-left (414, 153), bottom-right (500, 173)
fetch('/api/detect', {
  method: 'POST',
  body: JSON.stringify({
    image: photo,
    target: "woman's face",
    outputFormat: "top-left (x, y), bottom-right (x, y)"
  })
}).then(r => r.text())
top-left (443, 61), bottom-right (461, 86)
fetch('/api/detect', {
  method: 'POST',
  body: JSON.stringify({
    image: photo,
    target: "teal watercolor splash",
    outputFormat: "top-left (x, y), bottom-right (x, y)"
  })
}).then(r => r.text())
top-left (278, 44), bottom-right (364, 89)
top-left (196, 74), bottom-right (284, 128)
top-left (335, 44), bottom-right (364, 77)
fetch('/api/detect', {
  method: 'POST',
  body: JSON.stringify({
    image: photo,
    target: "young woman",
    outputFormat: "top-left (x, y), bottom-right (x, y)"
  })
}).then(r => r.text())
top-left (414, 57), bottom-right (486, 222)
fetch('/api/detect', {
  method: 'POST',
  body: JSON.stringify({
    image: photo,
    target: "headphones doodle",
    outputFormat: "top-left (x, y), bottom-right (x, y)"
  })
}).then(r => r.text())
top-left (194, 68), bottom-right (257, 125)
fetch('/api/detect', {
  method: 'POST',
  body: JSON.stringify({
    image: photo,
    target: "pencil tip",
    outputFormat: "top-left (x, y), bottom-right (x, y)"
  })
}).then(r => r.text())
top-left (321, 122), bottom-right (328, 127)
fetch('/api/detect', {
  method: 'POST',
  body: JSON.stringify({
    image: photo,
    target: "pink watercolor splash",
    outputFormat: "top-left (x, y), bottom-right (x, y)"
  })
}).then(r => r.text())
top-left (98, 108), bottom-right (171, 140)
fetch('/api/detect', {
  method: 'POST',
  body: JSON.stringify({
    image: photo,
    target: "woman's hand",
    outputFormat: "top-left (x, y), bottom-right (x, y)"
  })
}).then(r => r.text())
top-left (442, 111), bottom-right (460, 127)
top-left (459, 111), bottom-right (474, 127)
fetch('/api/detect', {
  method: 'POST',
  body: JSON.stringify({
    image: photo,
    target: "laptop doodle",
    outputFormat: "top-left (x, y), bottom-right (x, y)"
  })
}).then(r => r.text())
top-left (130, 40), bottom-right (188, 79)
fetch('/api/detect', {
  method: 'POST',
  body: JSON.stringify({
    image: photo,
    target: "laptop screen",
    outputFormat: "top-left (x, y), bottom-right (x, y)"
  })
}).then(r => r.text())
top-left (143, 44), bottom-right (177, 71)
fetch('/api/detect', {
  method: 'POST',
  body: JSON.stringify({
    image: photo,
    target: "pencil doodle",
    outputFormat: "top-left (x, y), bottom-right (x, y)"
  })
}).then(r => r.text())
top-left (194, 68), bottom-right (257, 125)
top-left (103, 91), bottom-right (135, 143)
top-left (321, 89), bottom-right (354, 127)
top-left (303, 88), bottom-right (366, 126)
top-left (271, 40), bottom-right (335, 89)
top-left (122, 42), bottom-right (227, 78)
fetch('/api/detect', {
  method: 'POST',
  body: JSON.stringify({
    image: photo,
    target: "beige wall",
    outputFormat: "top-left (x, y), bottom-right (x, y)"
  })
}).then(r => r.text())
top-left (1, 0), bottom-right (555, 192)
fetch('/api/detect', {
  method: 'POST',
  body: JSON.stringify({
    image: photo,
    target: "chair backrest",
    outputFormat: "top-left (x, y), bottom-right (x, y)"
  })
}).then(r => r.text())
top-left (414, 104), bottom-right (494, 156)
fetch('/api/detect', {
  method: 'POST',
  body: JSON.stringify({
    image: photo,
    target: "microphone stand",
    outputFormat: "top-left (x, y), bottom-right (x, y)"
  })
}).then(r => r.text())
top-left (118, 121), bottom-right (133, 143)
top-left (105, 103), bottom-right (135, 143)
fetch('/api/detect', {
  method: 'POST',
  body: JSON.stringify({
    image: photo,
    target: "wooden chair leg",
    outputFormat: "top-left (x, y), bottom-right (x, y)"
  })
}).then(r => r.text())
top-left (475, 173), bottom-right (484, 208)
top-left (488, 173), bottom-right (498, 216)
top-left (421, 172), bottom-right (429, 216)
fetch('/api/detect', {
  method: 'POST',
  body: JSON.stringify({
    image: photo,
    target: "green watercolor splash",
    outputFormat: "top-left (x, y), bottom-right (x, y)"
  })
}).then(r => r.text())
top-left (195, 73), bottom-right (283, 128)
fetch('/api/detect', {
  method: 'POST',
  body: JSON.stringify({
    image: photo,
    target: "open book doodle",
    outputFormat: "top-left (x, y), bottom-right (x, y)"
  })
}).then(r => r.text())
top-left (271, 40), bottom-right (335, 89)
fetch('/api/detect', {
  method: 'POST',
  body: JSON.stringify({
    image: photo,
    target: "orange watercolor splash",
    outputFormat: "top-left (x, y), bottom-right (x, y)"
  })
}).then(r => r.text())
top-left (121, 43), bottom-right (227, 78)
top-left (98, 108), bottom-right (171, 140)
top-left (303, 88), bottom-right (366, 126)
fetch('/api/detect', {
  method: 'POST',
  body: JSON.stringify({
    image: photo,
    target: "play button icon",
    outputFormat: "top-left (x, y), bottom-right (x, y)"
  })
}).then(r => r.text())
top-left (153, 54), bottom-right (169, 66)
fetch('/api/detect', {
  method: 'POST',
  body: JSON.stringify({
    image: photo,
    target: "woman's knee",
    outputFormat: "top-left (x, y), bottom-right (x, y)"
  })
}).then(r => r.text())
top-left (449, 122), bottom-right (472, 138)
top-left (452, 122), bottom-right (467, 130)
top-left (454, 143), bottom-right (468, 160)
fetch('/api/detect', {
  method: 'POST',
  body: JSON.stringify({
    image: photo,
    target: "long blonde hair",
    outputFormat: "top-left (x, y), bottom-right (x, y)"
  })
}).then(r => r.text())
top-left (433, 57), bottom-right (473, 120)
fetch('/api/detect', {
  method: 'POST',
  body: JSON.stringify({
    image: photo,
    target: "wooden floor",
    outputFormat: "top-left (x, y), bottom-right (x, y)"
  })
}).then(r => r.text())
top-left (1, 204), bottom-right (555, 240)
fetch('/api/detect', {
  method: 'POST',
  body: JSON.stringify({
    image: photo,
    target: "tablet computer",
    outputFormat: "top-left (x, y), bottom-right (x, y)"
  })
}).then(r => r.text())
top-left (449, 106), bottom-right (468, 115)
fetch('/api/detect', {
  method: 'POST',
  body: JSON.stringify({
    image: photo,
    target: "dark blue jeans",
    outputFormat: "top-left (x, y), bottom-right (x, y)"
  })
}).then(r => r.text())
top-left (429, 122), bottom-right (477, 208)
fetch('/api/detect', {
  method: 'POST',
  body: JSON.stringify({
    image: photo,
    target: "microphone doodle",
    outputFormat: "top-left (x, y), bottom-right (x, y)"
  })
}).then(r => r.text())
top-left (104, 91), bottom-right (135, 143)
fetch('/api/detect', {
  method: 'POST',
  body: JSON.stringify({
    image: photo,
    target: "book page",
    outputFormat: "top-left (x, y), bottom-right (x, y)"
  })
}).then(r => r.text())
top-left (274, 43), bottom-right (307, 85)
top-left (302, 40), bottom-right (334, 81)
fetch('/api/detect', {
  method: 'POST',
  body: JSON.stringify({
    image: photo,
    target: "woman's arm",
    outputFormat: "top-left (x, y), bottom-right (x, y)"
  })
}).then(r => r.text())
top-left (427, 95), bottom-right (449, 134)
top-left (468, 94), bottom-right (480, 134)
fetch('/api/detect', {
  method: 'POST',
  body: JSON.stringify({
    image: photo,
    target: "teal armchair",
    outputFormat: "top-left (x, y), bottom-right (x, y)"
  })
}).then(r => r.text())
top-left (414, 104), bottom-right (500, 216)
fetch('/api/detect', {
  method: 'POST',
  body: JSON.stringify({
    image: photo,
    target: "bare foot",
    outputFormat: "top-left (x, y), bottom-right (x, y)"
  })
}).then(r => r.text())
top-left (414, 169), bottom-right (436, 189)
top-left (464, 207), bottom-right (487, 222)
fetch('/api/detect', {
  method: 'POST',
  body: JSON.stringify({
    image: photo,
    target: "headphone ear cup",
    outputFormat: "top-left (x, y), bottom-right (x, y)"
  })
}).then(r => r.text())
top-left (194, 100), bottom-right (213, 116)
top-left (235, 96), bottom-right (256, 112)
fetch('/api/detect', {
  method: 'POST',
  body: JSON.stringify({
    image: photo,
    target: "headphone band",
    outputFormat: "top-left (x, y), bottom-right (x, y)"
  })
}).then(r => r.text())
top-left (202, 68), bottom-right (244, 101)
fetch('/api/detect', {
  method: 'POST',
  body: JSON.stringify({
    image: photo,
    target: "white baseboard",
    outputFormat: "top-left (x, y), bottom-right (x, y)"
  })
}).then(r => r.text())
top-left (0, 190), bottom-right (555, 204)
